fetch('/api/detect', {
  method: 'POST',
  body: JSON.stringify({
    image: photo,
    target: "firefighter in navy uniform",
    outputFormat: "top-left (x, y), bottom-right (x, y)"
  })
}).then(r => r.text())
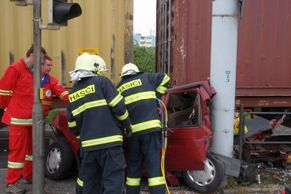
top-left (67, 53), bottom-right (132, 194)
top-left (117, 63), bottom-right (170, 194)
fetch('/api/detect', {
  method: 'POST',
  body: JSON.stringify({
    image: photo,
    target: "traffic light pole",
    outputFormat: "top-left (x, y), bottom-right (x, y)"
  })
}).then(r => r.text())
top-left (32, 0), bottom-right (45, 193)
top-left (10, 0), bottom-right (82, 193)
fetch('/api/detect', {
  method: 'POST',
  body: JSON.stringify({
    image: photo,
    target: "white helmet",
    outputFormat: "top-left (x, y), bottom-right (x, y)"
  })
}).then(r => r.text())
top-left (74, 52), bottom-right (107, 73)
top-left (121, 63), bottom-right (140, 77)
top-left (91, 54), bottom-right (108, 72)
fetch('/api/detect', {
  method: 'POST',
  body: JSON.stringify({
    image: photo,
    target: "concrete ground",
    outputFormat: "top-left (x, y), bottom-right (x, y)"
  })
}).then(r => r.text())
top-left (0, 167), bottom-right (289, 194)
top-left (0, 140), bottom-right (289, 194)
top-left (0, 168), bottom-right (198, 194)
top-left (0, 169), bottom-right (75, 194)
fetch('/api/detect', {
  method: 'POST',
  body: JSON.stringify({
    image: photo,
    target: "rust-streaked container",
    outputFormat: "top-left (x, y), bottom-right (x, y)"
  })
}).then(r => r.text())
top-left (157, 0), bottom-right (291, 108)
top-left (0, 0), bottom-right (133, 85)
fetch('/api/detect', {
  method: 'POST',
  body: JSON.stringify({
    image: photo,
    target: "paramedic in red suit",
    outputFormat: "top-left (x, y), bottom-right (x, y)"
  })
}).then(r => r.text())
top-left (41, 55), bottom-right (69, 116)
top-left (0, 46), bottom-right (68, 194)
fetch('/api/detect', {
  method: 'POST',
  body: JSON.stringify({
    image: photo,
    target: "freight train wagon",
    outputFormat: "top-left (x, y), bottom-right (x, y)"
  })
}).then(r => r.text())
top-left (156, 0), bottom-right (291, 111)
top-left (156, 0), bottom-right (291, 169)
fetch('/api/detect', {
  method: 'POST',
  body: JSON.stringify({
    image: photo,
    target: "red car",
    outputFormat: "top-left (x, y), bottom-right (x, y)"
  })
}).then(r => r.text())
top-left (45, 81), bottom-right (226, 193)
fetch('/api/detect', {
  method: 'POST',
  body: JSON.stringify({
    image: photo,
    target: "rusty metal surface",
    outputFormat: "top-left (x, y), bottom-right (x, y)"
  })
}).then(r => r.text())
top-left (235, 96), bottom-right (291, 108)
top-left (171, 0), bottom-right (212, 86)
top-left (157, 0), bottom-right (291, 107)
top-left (156, 0), bottom-right (212, 86)
top-left (236, 0), bottom-right (291, 96)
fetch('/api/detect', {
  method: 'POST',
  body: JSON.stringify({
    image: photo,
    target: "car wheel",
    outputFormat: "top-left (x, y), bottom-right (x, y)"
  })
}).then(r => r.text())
top-left (182, 154), bottom-right (225, 193)
top-left (45, 138), bottom-right (73, 180)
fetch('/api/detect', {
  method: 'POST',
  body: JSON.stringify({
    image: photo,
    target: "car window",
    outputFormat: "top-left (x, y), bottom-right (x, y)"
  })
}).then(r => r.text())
top-left (167, 91), bottom-right (202, 128)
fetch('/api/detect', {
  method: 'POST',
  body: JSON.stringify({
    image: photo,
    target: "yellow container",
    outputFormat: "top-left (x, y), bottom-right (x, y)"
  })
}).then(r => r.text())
top-left (0, 0), bottom-right (133, 85)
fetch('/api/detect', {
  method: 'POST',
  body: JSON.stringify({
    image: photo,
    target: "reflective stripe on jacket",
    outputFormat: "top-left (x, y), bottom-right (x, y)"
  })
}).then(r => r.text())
top-left (117, 72), bottom-right (170, 136)
top-left (0, 59), bottom-right (69, 125)
top-left (0, 59), bottom-right (34, 125)
top-left (67, 76), bottom-right (131, 151)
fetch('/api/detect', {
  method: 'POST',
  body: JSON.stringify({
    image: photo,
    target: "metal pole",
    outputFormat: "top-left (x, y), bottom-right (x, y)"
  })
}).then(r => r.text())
top-left (61, 50), bottom-right (66, 86)
top-left (33, 0), bottom-right (45, 193)
top-left (210, 0), bottom-right (239, 157)
top-left (167, 0), bottom-right (171, 75)
top-left (124, 0), bottom-right (133, 64)
top-left (238, 105), bottom-right (244, 160)
top-left (9, 51), bottom-right (15, 64)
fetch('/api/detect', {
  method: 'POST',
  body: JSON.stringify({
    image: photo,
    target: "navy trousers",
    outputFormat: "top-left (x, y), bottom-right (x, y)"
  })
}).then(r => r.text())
top-left (126, 132), bottom-right (165, 194)
top-left (77, 146), bottom-right (126, 194)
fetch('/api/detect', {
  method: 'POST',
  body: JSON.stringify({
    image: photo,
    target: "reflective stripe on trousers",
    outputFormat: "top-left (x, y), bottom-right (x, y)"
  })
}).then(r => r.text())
top-left (126, 132), bottom-right (165, 194)
top-left (7, 125), bottom-right (32, 185)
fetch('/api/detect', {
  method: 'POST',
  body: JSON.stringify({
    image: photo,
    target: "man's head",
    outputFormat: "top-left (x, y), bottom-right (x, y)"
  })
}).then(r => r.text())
top-left (120, 63), bottom-right (140, 78)
top-left (41, 55), bottom-right (53, 76)
top-left (25, 44), bottom-right (48, 66)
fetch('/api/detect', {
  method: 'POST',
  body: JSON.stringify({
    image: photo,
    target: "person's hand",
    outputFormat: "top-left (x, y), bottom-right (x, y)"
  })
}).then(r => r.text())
top-left (125, 126), bottom-right (132, 137)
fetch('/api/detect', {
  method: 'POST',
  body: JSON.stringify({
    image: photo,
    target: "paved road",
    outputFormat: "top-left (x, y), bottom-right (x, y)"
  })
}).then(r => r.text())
top-left (0, 167), bottom-right (287, 194)
top-left (0, 135), bottom-right (198, 193)
top-left (0, 168), bottom-right (199, 194)
top-left (0, 140), bottom-right (195, 194)
top-left (0, 168), bottom-right (76, 194)
top-left (0, 136), bottom-right (288, 193)
top-left (0, 138), bottom-right (79, 194)
top-left (0, 141), bottom-right (7, 169)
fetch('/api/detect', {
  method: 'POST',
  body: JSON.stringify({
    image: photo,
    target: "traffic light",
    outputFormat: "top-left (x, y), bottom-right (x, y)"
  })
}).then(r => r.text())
top-left (48, 0), bottom-right (82, 26)
top-left (10, 0), bottom-right (32, 6)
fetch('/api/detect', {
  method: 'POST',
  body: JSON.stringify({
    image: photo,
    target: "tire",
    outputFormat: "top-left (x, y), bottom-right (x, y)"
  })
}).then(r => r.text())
top-left (182, 154), bottom-right (225, 193)
top-left (45, 137), bottom-right (74, 180)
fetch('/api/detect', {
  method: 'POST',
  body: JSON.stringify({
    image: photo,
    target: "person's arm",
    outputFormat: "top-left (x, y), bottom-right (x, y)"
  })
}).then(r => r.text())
top-left (149, 73), bottom-right (171, 98)
top-left (0, 66), bottom-right (17, 108)
top-left (66, 105), bottom-right (80, 138)
top-left (102, 77), bottom-right (132, 136)
top-left (50, 75), bottom-right (69, 102)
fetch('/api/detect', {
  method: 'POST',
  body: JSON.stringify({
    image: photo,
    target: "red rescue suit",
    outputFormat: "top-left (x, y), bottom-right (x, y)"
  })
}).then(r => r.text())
top-left (41, 74), bottom-right (69, 116)
top-left (0, 59), bottom-right (68, 185)
top-left (0, 60), bottom-right (34, 126)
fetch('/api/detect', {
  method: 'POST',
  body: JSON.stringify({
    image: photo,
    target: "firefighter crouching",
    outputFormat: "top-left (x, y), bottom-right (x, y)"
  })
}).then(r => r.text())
top-left (117, 63), bottom-right (170, 194)
top-left (67, 53), bottom-right (132, 194)
top-left (0, 45), bottom-right (69, 194)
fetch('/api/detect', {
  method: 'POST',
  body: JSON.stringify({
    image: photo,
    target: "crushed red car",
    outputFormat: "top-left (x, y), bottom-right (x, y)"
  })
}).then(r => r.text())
top-left (45, 81), bottom-right (229, 193)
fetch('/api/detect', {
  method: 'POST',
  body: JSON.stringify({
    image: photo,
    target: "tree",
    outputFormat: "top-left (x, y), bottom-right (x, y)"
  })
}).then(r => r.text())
top-left (133, 45), bottom-right (155, 72)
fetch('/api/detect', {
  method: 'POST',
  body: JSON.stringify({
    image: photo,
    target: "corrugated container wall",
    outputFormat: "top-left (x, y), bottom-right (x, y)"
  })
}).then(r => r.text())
top-left (157, 0), bottom-right (291, 107)
top-left (0, 0), bottom-right (133, 86)
top-left (236, 0), bottom-right (291, 97)
top-left (156, 0), bottom-right (212, 86)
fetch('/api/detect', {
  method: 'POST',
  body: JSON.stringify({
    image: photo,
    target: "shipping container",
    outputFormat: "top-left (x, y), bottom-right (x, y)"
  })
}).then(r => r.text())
top-left (156, 0), bottom-right (291, 109)
top-left (0, 0), bottom-right (133, 85)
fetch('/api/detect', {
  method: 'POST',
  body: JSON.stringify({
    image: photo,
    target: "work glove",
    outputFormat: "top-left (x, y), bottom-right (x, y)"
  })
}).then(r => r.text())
top-left (125, 126), bottom-right (132, 138)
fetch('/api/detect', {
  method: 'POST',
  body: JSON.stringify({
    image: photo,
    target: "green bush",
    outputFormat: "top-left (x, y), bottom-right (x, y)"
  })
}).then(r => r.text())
top-left (133, 45), bottom-right (155, 72)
